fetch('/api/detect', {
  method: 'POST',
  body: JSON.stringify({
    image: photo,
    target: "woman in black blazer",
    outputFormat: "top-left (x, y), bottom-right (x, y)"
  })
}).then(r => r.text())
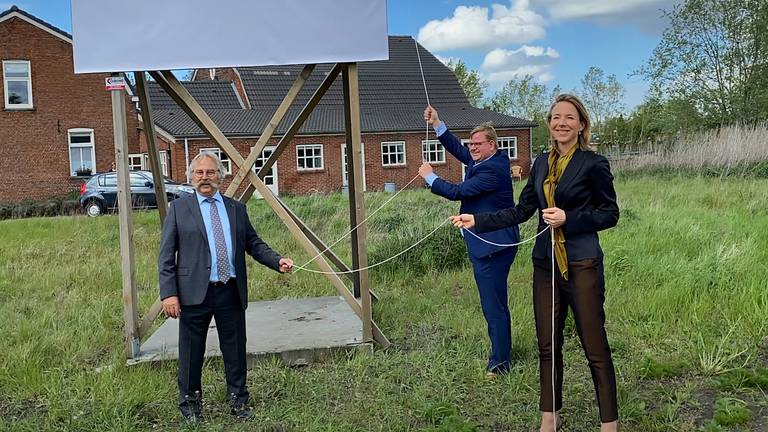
top-left (451, 94), bottom-right (619, 432)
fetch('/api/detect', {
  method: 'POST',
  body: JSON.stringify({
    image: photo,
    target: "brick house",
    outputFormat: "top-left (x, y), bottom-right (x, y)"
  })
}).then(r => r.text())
top-left (0, 6), bottom-right (143, 203)
top-left (148, 36), bottom-right (536, 196)
top-left (1, 5), bottom-right (535, 203)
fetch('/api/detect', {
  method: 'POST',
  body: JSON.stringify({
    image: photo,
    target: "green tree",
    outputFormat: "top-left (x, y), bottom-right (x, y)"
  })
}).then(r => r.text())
top-left (579, 66), bottom-right (625, 135)
top-left (485, 76), bottom-right (562, 154)
top-left (446, 59), bottom-right (488, 107)
top-left (485, 75), bottom-right (549, 121)
top-left (641, 0), bottom-right (768, 126)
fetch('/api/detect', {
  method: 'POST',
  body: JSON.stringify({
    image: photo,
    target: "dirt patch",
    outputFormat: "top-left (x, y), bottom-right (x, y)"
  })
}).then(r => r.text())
top-left (0, 395), bottom-right (48, 421)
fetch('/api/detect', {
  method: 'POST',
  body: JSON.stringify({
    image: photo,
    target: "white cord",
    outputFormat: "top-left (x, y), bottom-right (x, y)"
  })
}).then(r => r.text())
top-left (415, 39), bottom-right (430, 107)
top-left (551, 227), bottom-right (557, 431)
top-left (462, 225), bottom-right (550, 247)
top-left (294, 173), bottom-right (423, 272)
top-left (295, 218), bottom-right (451, 275)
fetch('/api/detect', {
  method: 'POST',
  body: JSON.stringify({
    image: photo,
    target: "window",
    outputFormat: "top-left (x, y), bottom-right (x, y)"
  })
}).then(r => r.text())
top-left (199, 148), bottom-right (231, 174)
top-left (100, 173), bottom-right (117, 187)
top-left (142, 151), bottom-right (170, 176)
top-left (296, 144), bottom-right (324, 170)
top-left (381, 141), bottom-right (406, 166)
top-left (3, 60), bottom-right (33, 109)
top-left (421, 139), bottom-right (445, 164)
top-left (497, 136), bottom-right (518, 159)
top-left (130, 172), bottom-right (149, 187)
top-left (128, 154), bottom-right (144, 171)
top-left (160, 151), bottom-right (169, 176)
top-left (68, 128), bottom-right (95, 176)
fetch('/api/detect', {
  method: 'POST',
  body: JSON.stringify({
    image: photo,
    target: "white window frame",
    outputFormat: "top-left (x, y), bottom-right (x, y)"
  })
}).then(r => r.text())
top-left (142, 151), bottom-right (170, 176)
top-left (341, 143), bottom-right (367, 191)
top-left (3, 60), bottom-right (33, 109)
top-left (199, 147), bottom-right (231, 174)
top-left (128, 153), bottom-right (144, 171)
top-left (381, 140), bottom-right (406, 167)
top-left (160, 150), bottom-right (169, 176)
top-left (497, 136), bottom-right (518, 159)
top-left (68, 128), bottom-right (96, 176)
top-left (296, 144), bottom-right (324, 171)
top-left (421, 139), bottom-right (445, 164)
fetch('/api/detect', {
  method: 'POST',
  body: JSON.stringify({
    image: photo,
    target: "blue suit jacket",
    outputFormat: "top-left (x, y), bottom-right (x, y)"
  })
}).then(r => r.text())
top-left (430, 128), bottom-right (520, 259)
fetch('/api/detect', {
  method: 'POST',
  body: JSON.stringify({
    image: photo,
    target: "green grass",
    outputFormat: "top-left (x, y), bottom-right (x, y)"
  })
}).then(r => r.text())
top-left (1, 176), bottom-right (767, 431)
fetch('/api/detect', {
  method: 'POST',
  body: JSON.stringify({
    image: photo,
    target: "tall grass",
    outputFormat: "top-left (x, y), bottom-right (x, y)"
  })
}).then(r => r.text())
top-left (612, 123), bottom-right (768, 178)
top-left (1, 176), bottom-right (767, 431)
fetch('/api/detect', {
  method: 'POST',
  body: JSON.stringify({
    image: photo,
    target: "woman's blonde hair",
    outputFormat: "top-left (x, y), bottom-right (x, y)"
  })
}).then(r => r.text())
top-left (547, 93), bottom-right (593, 151)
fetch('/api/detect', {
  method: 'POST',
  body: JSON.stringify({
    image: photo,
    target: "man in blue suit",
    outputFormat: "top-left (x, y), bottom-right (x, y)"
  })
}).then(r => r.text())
top-left (420, 106), bottom-right (520, 378)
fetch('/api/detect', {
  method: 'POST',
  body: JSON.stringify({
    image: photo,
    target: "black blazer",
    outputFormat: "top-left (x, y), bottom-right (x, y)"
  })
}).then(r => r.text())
top-left (158, 193), bottom-right (282, 309)
top-left (475, 149), bottom-right (619, 260)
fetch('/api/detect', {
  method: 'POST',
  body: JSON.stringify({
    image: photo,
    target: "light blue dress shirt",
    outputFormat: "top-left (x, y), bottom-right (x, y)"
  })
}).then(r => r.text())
top-left (196, 191), bottom-right (236, 282)
top-left (425, 122), bottom-right (448, 186)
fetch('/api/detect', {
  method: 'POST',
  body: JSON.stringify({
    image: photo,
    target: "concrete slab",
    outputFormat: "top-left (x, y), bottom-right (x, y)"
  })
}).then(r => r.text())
top-left (130, 296), bottom-right (371, 366)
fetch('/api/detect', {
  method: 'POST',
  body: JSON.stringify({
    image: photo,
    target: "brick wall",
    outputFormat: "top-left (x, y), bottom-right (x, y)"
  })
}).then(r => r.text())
top-left (168, 127), bottom-right (531, 195)
top-left (0, 16), bottom-right (140, 203)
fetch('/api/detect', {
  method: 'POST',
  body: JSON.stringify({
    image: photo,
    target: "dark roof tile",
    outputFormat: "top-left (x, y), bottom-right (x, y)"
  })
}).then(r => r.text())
top-left (150, 36), bottom-right (536, 136)
top-left (148, 81), bottom-right (243, 110)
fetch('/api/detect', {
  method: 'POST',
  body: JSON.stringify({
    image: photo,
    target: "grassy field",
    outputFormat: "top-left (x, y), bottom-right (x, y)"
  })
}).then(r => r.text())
top-left (1, 176), bottom-right (767, 431)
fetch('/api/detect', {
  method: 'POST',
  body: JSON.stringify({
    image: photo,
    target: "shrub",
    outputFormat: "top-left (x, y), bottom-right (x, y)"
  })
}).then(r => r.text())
top-left (0, 198), bottom-right (82, 220)
top-left (369, 222), bottom-right (468, 277)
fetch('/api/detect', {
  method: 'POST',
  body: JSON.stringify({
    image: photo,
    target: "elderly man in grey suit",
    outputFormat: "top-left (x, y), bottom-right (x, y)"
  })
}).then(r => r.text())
top-left (159, 152), bottom-right (293, 422)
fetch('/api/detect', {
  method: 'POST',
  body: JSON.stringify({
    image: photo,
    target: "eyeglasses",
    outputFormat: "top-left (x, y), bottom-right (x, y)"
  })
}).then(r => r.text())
top-left (468, 140), bottom-right (491, 148)
top-left (192, 169), bottom-right (218, 178)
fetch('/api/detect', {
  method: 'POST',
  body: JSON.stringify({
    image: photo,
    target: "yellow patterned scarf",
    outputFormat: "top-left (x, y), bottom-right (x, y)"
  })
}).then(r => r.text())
top-left (543, 145), bottom-right (577, 280)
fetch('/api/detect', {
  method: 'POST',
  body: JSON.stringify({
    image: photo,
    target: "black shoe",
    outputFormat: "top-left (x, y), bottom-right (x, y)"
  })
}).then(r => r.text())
top-left (228, 393), bottom-right (253, 421)
top-left (179, 391), bottom-right (203, 423)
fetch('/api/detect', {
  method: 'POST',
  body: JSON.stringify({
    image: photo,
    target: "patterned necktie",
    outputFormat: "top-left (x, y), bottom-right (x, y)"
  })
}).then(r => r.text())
top-left (206, 197), bottom-right (230, 283)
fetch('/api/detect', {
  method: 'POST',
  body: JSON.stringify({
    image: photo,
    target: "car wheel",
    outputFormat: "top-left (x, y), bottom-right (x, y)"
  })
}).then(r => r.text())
top-left (86, 200), bottom-right (104, 217)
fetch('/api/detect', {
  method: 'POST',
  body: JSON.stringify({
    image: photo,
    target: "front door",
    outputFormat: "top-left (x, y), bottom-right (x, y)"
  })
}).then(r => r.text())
top-left (252, 146), bottom-right (278, 198)
top-left (341, 143), bottom-right (366, 191)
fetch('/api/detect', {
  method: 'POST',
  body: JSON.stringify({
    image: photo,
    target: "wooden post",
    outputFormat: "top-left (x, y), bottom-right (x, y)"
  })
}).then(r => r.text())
top-left (133, 72), bottom-right (168, 336)
top-left (147, 70), bottom-right (390, 347)
top-left (224, 64), bottom-right (315, 197)
top-left (111, 73), bottom-right (141, 358)
top-left (342, 63), bottom-right (372, 342)
top-left (237, 64), bottom-right (342, 202)
top-left (134, 71), bottom-right (168, 221)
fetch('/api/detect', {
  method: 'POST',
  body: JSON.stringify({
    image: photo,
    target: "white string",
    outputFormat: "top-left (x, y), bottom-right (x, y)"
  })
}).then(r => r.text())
top-left (415, 39), bottom-right (430, 107)
top-left (461, 225), bottom-right (550, 247)
top-left (295, 218), bottom-right (451, 275)
top-left (551, 227), bottom-right (557, 431)
top-left (293, 173), bottom-right (423, 272)
top-left (296, 220), bottom-right (549, 276)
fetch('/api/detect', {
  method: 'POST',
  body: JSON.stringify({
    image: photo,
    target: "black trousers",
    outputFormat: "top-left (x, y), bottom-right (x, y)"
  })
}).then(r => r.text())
top-left (178, 279), bottom-right (249, 407)
top-left (532, 257), bottom-right (618, 423)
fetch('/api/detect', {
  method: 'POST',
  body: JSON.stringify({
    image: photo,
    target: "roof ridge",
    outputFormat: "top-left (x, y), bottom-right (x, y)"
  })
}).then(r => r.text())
top-left (0, 5), bottom-right (72, 40)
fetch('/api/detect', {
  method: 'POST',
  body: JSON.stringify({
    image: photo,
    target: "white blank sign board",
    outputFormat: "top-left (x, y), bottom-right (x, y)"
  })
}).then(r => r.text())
top-left (71, 0), bottom-right (389, 73)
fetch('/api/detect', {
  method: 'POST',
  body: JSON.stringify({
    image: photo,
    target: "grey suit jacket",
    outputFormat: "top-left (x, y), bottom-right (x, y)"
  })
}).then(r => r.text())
top-left (158, 193), bottom-right (282, 309)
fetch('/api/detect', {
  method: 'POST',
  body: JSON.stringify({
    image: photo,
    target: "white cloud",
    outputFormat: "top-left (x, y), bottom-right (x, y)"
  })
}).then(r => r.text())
top-left (531, 0), bottom-right (682, 34)
top-left (480, 46), bottom-right (559, 85)
top-left (417, 0), bottom-right (546, 52)
top-left (433, 54), bottom-right (460, 66)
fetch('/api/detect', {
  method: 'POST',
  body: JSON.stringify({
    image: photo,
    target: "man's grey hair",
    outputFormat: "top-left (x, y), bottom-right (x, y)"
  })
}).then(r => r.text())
top-left (186, 151), bottom-right (227, 181)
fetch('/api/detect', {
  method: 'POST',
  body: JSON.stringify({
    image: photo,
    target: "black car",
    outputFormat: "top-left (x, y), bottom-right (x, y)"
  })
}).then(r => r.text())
top-left (80, 171), bottom-right (195, 217)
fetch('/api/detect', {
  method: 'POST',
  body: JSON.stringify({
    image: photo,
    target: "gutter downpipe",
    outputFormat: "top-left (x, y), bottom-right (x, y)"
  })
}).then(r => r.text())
top-left (184, 138), bottom-right (190, 182)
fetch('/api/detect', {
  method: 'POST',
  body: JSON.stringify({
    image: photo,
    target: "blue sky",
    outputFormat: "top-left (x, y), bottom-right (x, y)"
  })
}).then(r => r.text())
top-left (3, 0), bottom-right (680, 111)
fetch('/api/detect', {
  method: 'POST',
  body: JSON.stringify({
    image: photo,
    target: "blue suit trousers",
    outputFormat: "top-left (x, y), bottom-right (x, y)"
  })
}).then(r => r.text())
top-left (469, 245), bottom-right (518, 372)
